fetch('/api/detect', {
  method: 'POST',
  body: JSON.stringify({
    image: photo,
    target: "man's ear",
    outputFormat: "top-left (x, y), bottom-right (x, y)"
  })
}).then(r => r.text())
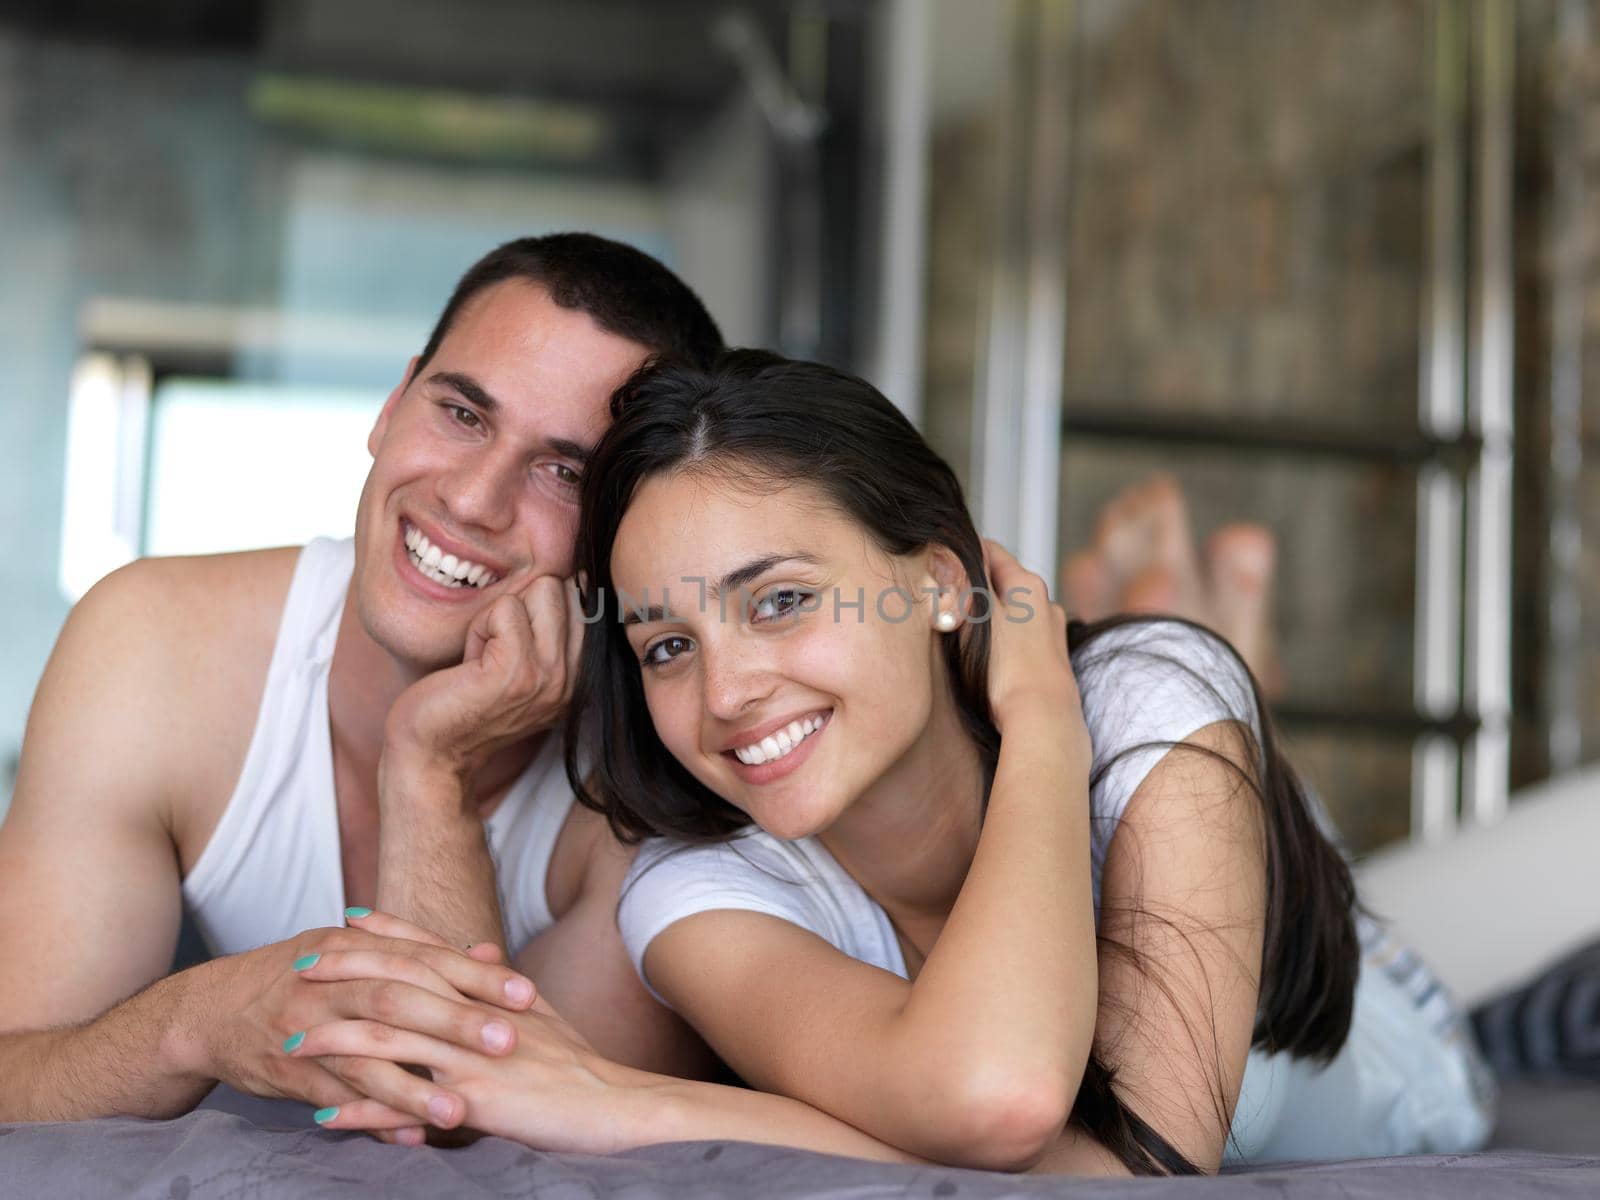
top-left (367, 357), bottom-right (418, 457)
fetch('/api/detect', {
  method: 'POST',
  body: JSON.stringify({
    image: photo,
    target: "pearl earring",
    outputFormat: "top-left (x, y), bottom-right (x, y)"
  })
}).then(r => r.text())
top-left (936, 611), bottom-right (958, 632)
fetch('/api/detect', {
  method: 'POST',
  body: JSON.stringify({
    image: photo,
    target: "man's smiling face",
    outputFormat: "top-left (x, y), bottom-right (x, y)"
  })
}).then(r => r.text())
top-left (352, 278), bottom-right (651, 672)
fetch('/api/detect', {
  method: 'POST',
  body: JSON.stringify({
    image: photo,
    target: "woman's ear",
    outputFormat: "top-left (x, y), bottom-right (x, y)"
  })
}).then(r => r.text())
top-left (920, 544), bottom-right (972, 632)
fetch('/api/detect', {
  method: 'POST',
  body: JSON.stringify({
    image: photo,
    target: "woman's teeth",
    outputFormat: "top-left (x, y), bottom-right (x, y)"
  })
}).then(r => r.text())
top-left (404, 525), bottom-right (499, 589)
top-left (733, 714), bottom-right (827, 766)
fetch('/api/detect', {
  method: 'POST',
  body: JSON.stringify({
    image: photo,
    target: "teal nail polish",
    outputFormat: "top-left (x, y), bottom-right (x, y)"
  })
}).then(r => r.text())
top-left (313, 1106), bottom-right (339, 1125)
top-left (292, 953), bottom-right (321, 972)
top-left (344, 906), bottom-right (373, 920)
top-left (282, 1031), bottom-right (306, 1053)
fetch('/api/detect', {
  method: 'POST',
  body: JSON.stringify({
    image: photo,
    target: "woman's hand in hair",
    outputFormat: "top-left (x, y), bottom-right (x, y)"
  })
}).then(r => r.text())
top-left (981, 541), bottom-right (1088, 749)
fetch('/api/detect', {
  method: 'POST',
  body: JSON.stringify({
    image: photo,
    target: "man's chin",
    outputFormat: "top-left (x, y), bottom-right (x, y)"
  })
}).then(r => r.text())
top-left (355, 599), bottom-right (469, 676)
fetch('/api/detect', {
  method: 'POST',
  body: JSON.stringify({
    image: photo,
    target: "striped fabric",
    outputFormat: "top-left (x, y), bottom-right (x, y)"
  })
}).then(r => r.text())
top-left (1471, 938), bottom-right (1600, 1080)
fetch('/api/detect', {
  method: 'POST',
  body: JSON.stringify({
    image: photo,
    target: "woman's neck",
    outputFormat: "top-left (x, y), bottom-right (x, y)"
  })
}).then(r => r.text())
top-left (818, 678), bottom-right (988, 955)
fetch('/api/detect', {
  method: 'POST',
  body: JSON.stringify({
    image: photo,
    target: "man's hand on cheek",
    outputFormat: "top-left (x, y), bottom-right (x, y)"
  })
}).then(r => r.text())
top-left (381, 576), bottom-right (586, 806)
top-left (185, 916), bottom-right (537, 1141)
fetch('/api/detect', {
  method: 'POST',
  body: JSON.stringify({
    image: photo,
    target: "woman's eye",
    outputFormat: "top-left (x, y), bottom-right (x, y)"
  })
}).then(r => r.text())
top-left (643, 635), bottom-right (694, 667)
top-left (752, 589), bottom-right (809, 623)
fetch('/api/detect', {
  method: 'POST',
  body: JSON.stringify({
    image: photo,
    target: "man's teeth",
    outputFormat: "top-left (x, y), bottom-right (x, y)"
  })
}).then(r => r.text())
top-left (733, 714), bottom-right (827, 766)
top-left (403, 526), bottom-right (499, 590)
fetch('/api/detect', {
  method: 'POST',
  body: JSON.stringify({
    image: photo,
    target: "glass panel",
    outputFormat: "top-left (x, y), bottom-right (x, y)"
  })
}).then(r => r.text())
top-left (1062, 0), bottom-right (1429, 436)
top-left (1288, 729), bottom-right (1416, 851)
top-left (144, 379), bottom-right (383, 557)
top-left (1055, 0), bottom-right (1431, 849)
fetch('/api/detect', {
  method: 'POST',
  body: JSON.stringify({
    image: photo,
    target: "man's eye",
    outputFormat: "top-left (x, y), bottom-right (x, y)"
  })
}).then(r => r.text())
top-left (643, 635), bottom-right (694, 667)
top-left (545, 462), bottom-right (582, 487)
top-left (447, 404), bottom-right (481, 429)
top-left (752, 589), bottom-right (808, 622)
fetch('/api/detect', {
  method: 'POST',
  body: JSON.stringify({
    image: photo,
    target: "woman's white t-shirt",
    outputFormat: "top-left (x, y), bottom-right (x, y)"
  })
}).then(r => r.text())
top-left (618, 618), bottom-right (1257, 990)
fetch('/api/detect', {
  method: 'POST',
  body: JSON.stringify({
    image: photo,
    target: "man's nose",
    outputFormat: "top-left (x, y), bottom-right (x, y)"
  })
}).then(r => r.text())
top-left (437, 452), bottom-right (519, 532)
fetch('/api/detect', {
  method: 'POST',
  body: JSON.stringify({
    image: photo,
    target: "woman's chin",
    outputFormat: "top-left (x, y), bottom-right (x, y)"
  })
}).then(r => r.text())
top-left (737, 794), bottom-right (839, 842)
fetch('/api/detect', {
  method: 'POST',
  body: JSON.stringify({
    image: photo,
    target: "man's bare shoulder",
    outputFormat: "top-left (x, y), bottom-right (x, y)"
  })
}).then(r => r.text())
top-left (66, 547), bottom-right (300, 695)
top-left (22, 547), bottom-right (305, 825)
top-left (83, 545), bottom-right (300, 635)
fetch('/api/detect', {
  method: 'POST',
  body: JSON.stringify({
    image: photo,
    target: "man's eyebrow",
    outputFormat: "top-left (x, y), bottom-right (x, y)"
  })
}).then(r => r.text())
top-left (425, 371), bottom-right (498, 412)
top-left (426, 371), bottom-right (592, 464)
top-left (548, 437), bottom-right (593, 466)
top-left (619, 554), bottom-right (822, 627)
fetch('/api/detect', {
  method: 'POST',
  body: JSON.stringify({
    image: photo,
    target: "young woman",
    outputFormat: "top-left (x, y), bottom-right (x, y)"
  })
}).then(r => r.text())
top-left (298, 351), bottom-right (1494, 1173)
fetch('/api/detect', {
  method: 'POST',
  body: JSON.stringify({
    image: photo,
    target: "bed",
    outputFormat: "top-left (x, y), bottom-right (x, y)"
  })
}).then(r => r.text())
top-left (2, 1078), bottom-right (1596, 1199)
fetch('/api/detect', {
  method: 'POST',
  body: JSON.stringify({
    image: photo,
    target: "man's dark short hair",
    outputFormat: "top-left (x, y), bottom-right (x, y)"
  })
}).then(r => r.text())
top-left (413, 233), bottom-right (725, 378)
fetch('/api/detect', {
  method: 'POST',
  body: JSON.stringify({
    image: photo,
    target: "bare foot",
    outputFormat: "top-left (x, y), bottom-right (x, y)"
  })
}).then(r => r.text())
top-left (1061, 477), bottom-right (1206, 621)
top-left (1061, 549), bottom-right (1116, 621)
top-left (1095, 476), bottom-right (1208, 620)
top-left (1206, 523), bottom-right (1285, 698)
top-left (1060, 478), bottom-right (1285, 697)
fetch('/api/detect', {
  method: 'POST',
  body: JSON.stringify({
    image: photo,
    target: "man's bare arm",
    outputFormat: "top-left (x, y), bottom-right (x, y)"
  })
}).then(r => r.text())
top-left (0, 559), bottom-right (251, 1118)
top-left (0, 557), bottom-right (530, 1126)
top-left (375, 577), bottom-right (583, 950)
top-left (375, 758), bottom-right (506, 950)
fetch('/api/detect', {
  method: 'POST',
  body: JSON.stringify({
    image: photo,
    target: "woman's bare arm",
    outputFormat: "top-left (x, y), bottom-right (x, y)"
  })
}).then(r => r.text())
top-left (1087, 718), bottom-right (1268, 1172)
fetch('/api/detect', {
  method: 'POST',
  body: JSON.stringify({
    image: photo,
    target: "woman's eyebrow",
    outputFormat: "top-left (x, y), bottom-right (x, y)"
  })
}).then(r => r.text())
top-left (714, 553), bottom-right (822, 598)
top-left (618, 553), bottom-right (822, 627)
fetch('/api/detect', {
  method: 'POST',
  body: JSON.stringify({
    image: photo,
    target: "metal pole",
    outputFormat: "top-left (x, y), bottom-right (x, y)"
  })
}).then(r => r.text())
top-left (1545, 0), bottom-right (1587, 774)
top-left (1015, 0), bottom-right (1072, 579)
top-left (972, 0), bottom-right (1073, 580)
top-left (1413, 0), bottom-right (1468, 843)
top-left (869, 0), bottom-right (932, 424)
top-left (1463, 0), bottom-right (1515, 826)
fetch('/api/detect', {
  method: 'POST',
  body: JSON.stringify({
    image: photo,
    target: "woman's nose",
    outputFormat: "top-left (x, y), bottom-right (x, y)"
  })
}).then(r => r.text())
top-left (701, 639), bottom-right (778, 721)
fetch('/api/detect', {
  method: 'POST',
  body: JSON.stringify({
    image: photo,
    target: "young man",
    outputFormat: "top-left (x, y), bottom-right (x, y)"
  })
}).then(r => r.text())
top-left (0, 234), bottom-right (725, 1133)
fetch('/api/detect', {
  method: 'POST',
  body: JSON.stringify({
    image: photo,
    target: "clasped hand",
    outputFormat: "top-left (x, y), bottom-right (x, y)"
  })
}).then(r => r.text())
top-left (194, 913), bottom-right (537, 1144)
top-left (279, 910), bottom-right (648, 1154)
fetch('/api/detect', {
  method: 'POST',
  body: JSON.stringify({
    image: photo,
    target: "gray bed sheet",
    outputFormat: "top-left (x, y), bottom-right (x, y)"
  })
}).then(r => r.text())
top-left (2, 1083), bottom-right (1596, 1199)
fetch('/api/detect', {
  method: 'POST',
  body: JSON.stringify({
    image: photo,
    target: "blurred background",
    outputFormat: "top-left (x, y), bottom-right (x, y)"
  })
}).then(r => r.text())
top-left (0, 0), bottom-right (1590, 857)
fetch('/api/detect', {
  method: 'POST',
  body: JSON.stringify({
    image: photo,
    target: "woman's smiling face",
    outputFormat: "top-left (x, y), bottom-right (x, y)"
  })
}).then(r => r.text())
top-left (611, 469), bottom-right (952, 840)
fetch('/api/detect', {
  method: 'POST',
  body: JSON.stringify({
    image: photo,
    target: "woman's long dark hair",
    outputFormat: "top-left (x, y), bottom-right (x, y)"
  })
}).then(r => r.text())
top-left (566, 350), bottom-right (1359, 1175)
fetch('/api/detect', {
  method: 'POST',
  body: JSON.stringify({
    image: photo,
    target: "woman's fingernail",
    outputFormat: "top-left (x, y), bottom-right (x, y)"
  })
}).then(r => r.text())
top-left (344, 906), bottom-right (373, 920)
top-left (481, 1021), bottom-right (513, 1052)
top-left (282, 1031), bottom-right (306, 1053)
top-left (292, 953), bottom-right (321, 972)
top-left (504, 977), bottom-right (534, 1006)
top-left (313, 1106), bottom-right (339, 1125)
top-left (426, 1095), bottom-right (455, 1125)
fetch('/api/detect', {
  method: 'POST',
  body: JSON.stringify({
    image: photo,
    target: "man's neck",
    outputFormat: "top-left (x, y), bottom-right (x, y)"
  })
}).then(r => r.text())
top-left (327, 594), bottom-right (421, 782)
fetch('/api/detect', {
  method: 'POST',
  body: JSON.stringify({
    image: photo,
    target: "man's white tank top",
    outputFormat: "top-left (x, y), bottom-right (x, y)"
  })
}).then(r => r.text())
top-left (180, 538), bottom-right (575, 956)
